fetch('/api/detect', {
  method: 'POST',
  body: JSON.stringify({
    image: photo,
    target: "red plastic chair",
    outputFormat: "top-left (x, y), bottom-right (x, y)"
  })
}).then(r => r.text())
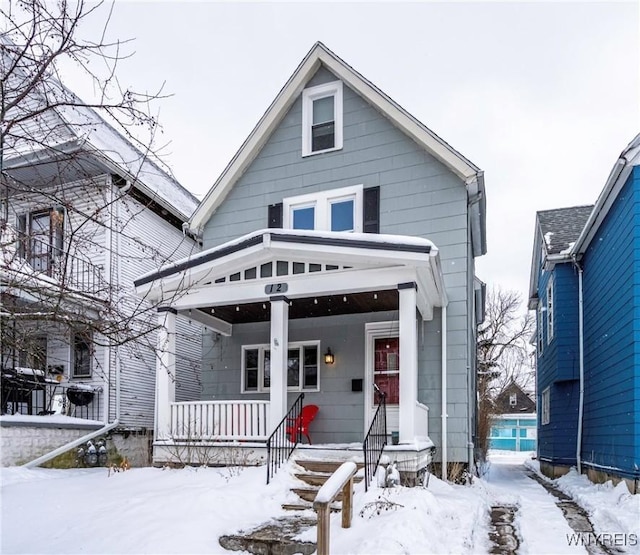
top-left (286, 404), bottom-right (319, 444)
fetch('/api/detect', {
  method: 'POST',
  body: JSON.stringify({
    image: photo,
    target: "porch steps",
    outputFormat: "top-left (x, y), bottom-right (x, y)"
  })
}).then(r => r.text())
top-left (294, 472), bottom-right (364, 487)
top-left (283, 457), bottom-right (365, 512)
top-left (294, 458), bottom-right (365, 474)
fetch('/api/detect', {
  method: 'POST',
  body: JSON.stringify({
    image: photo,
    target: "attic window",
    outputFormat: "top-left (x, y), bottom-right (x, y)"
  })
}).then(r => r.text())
top-left (509, 393), bottom-right (517, 407)
top-left (302, 81), bottom-right (343, 156)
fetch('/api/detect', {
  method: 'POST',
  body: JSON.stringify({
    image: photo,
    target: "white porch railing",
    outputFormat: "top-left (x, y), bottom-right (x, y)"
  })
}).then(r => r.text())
top-left (170, 400), bottom-right (270, 441)
top-left (415, 401), bottom-right (429, 439)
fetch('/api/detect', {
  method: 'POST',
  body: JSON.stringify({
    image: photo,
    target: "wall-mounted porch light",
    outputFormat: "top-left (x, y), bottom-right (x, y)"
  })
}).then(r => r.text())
top-left (324, 348), bottom-right (335, 365)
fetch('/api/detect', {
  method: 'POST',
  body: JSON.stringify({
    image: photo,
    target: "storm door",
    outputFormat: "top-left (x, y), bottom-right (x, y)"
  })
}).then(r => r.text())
top-left (365, 322), bottom-right (399, 436)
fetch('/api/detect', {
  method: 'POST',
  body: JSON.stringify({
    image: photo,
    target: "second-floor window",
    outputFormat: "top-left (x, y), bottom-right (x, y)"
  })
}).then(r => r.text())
top-left (17, 208), bottom-right (64, 275)
top-left (546, 278), bottom-right (554, 344)
top-left (284, 185), bottom-right (363, 233)
top-left (537, 305), bottom-right (544, 356)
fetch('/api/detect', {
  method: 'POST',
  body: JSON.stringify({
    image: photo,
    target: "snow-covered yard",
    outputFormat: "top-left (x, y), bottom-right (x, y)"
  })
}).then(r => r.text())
top-left (1, 451), bottom-right (638, 554)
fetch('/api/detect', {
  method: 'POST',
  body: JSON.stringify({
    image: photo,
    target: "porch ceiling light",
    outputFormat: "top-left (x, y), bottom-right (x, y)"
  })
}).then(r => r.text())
top-left (324, 348), bottom-right (335, 365)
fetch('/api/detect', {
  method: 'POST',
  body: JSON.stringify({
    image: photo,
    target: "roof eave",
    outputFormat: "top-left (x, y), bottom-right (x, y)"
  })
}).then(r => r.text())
top-left (571, 133), bottom-right (640, 256)
top-left (188, 41), bottom-right (484, 235)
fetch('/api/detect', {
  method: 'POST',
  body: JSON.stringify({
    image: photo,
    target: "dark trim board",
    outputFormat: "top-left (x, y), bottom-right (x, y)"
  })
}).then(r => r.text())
top-left (134, 234), bottom-right (264, 287)
top-left (270, 233), bottom-right (431, 254)
top-left (135, 231), bottom-right (431, 288)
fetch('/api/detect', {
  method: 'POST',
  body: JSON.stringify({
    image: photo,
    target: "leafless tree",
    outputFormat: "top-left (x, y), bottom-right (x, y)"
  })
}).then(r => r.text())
top-left (476, 288), bottom-right (534, 463)
top-left (0, 0), bottom-right (201, 418)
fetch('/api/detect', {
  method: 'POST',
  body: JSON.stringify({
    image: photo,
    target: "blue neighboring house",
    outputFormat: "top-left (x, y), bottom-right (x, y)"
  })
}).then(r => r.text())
top-left (529, 133), bottom-right (640, 492)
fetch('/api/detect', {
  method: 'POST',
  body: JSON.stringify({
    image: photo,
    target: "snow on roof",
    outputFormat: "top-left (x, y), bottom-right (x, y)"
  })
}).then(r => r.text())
top-left (135, 227), bottom-right (439, 286)
top-left (1, 38), bottom-right (198, 221)
top-left (57, 102), bottom-right (199, 221)
top-left (537, 205), bottom-right (593, 255)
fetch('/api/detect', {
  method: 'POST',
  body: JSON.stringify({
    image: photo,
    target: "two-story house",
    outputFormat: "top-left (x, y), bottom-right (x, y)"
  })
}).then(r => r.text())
top-left (0, 48), bottom-right (202, 466)
top-left (135, 42), bottom-right (487, 483)
top-left (529, 133), bottom-right (640, 492)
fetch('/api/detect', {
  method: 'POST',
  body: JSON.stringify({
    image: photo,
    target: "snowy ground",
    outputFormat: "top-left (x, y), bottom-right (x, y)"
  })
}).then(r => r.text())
top-left (1, 451), bottom-right (638, 554)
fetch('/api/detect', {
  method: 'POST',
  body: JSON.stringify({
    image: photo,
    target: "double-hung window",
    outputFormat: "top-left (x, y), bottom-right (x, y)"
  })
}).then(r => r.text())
top-left (537, 305), bottom-right (544, 356)
top-left (302, 81), bottom-right (343, 156)
top-left (546, 278), bottom-right (554, 344)
top-left (284, 185), bottom-right (363, 233)
top-left (242, 341), bottom-right (320, 393)
top-left (541, 387), bottom-right (550, 425)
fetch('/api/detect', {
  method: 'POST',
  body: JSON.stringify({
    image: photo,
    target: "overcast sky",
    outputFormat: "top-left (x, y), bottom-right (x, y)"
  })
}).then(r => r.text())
top-left (67, 1), bottom-right (639, 306)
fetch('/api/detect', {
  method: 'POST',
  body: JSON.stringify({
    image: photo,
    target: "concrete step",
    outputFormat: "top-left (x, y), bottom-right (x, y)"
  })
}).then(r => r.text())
top-left (294, 472), bottom-right (364, 487)
top-left (219, 516), bottom-right (316, 555)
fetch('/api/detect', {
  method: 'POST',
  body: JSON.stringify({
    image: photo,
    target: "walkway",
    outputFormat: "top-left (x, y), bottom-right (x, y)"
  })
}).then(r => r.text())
top-left (484, 452), bottom-right (627, 554)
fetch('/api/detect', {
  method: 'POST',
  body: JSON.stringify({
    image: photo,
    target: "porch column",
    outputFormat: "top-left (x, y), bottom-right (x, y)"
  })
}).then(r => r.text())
top-left (269, 296), bottom-right (290, 432)
top-left (398, 282), bottom-right (418, 443)
top-left (156, 307), bottom-right (177, 441)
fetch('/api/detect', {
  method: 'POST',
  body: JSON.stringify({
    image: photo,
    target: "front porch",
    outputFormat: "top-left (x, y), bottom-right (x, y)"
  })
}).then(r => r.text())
top-left (153, 402), bottom-right (435, 484)
top-left (135, 229), bottom-right (447, 478)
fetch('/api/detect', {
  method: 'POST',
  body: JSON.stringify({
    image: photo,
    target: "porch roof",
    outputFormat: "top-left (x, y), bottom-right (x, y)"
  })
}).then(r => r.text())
top-left (134, 229), bottom-right (447, 329)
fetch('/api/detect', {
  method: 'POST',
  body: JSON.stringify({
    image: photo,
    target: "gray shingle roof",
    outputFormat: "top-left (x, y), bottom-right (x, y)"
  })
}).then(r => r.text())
top-left (537, 205), bottom-right (594, 255)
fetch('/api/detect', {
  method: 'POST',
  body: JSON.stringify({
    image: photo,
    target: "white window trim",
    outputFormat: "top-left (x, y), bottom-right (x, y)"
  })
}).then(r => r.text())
top-left (546, 278), bottom-right (554, 344)
top-left (541, 387), bottom-right (550, 425)
top-left (241, 340), bottom-right (321, 393)
top-left (537, 305), bottom-right (544, 355)
top-left (71, 332), bottom-right (92, 378)
top-left (301, 80), bottom-right (343, 157)
top-left (283, 184), bottom-right (363, 232)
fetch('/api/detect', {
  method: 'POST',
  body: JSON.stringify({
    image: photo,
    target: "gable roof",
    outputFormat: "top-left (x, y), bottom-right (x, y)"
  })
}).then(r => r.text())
top-left (528, 205), bottom-right (593, 307)
top-left (538, 205), bottom-right (594, 255)
top-left (494, 382), bottom-right (536, 414)
top-left (188, 42), bottom-right (486, 254)
top-left (1, 37), bottom-right (199, 221)
top-left (572, 132), bottom-right (640, 256)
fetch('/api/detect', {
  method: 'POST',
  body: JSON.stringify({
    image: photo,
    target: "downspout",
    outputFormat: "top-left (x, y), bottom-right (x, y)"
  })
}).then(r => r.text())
top-left (573, 256), bottom-right (585, 475)
top-left (441, 304), bottom-right (448, 481)
top-left (103, 175), bottom-right (114, 425)
top-left (24, 350), bottom-right (121, 468)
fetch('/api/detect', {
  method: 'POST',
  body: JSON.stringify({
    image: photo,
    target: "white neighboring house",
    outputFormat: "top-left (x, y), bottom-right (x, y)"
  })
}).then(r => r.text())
top-left (0, 72), bottom-right (202, 466)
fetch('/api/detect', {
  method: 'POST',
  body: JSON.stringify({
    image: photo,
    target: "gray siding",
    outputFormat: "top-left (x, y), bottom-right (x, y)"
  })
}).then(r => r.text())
top-left (203, 311), bottom-right (398, 444)
top-left (200, 66), bottom-right (473, 461)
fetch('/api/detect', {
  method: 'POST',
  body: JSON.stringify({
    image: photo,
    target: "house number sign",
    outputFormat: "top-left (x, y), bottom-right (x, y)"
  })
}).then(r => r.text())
top-left (265, 283), bottom-right (288, 295)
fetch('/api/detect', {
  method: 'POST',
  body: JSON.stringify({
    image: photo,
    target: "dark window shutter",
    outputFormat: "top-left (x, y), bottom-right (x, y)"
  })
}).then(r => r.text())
top-left (363, 186), bottom-right (380, 234)
top-left (268, 203), bottom-right (283, 228)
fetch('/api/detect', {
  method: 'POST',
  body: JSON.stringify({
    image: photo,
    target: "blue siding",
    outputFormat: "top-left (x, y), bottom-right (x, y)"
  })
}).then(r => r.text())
top-left (536, 262), bottom-right (581, 466)
top-left (580, 167), bottom-right (640, 477)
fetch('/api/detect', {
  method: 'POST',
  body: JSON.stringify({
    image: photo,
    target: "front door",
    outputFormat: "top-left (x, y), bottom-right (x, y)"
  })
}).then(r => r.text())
top-left (365, 322), bottom-right (399, 435)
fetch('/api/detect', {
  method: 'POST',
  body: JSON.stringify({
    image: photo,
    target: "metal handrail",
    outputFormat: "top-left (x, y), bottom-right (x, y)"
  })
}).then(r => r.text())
top-left (363, 385), bottom-right (387, 491)
top-left (1, 369), bottom-right (102, 421)
top-left (14, 230), bottom-right (103, 295)
top-left (266, 392), bottom-right (304, 484)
